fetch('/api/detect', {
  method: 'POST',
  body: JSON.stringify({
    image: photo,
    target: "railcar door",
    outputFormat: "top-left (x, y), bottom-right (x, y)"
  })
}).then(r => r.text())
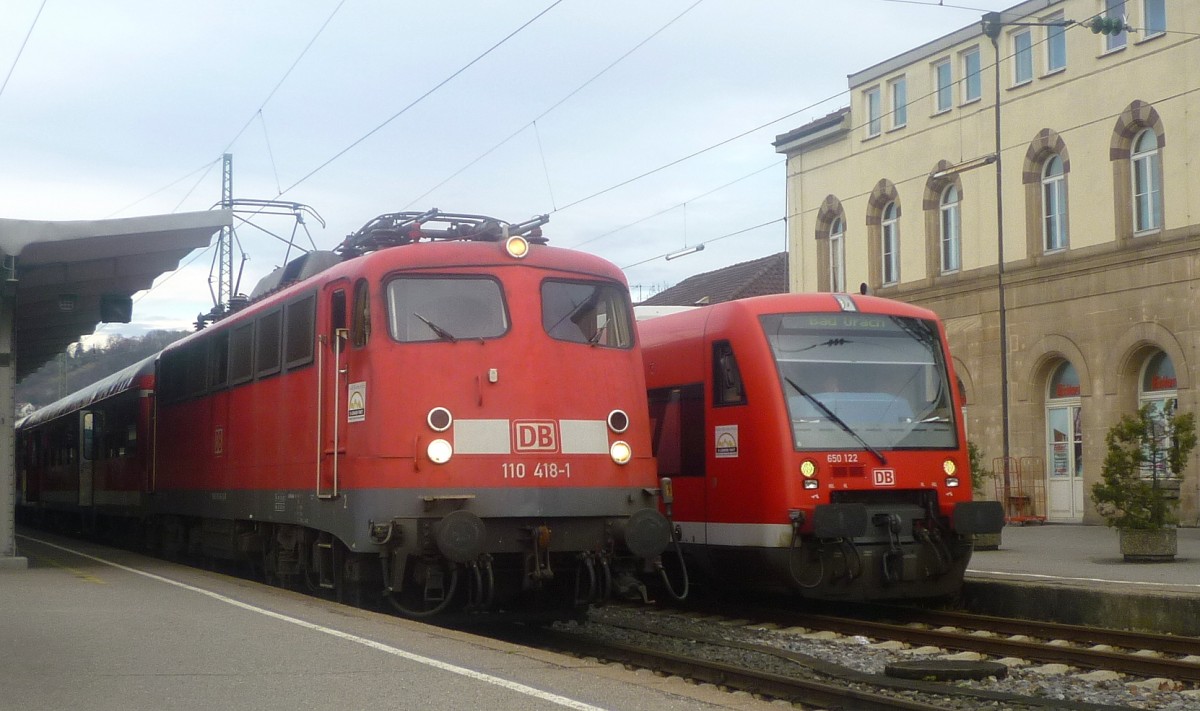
top-left (317, 284), bottom-right (350, 498)
top-left (78, 411), bottom-right (96, 508)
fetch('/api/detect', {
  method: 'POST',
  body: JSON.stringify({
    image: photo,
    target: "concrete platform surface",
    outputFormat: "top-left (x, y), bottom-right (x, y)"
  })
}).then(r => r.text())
top-left (2, 531), bottom-right (778, 711)
top-left (964, 523), bottom-right (1200, 635)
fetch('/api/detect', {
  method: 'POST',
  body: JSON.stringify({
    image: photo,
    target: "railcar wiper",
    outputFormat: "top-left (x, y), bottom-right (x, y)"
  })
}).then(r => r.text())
top-left (785, 377), bottom-right (887, 466)
top-left (413, 313), bottom-right (457, 343)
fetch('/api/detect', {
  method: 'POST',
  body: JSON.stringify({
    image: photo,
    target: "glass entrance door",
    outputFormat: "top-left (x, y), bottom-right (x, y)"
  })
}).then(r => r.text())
top-left (1046, 404), bottom-right (1084, 521)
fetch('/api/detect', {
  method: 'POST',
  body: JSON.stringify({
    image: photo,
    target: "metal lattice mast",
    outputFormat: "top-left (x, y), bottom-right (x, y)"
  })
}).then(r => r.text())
top-left (218, 153), bottom-right (234, 308)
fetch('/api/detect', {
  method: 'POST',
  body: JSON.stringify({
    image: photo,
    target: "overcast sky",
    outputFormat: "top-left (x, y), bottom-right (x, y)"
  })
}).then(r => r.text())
top-left (1, 0), bottom-right (1014, 339)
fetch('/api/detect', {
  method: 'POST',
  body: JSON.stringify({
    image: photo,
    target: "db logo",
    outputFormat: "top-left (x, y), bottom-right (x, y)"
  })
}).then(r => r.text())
top-left (514, 420), bottom-right (558, 452)
top-left (873, 469), bottom-right (896, 487)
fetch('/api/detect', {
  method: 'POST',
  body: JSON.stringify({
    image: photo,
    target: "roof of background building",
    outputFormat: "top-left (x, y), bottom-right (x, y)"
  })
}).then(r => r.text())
top-left (639, 251), bottom-right (788, 306)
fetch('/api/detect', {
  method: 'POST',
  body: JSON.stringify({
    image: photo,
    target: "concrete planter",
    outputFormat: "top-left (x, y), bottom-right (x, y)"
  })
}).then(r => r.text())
top-left (973, 532), bottom-right (1002, 551)
top-left (1118, 527), bottom-right (1177, 562)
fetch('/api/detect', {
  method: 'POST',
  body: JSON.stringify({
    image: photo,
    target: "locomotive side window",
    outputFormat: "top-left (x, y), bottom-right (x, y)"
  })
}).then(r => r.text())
top-left (284, 292), bottom-right (316, 370)
top-left (761, 313), bottom-right (957, 451)
top-left (229, 322), bottom-right (254, 385)
top-left (712, 340), bottom-right (747, 406)
top-left (255, 308), bottom-right (283, 378)
top-left (351, 279), bottom-right (371, 348)
top-left (386, 276), bottom-right (508, 342)
top-left (208, 329), bottom-right (229, 390)
top-left (541, 280), bottom-right (633, 348)
top-left (647, 384), bottom-right (706, 478)
top-left (330, 289), bottom-right (347, 334)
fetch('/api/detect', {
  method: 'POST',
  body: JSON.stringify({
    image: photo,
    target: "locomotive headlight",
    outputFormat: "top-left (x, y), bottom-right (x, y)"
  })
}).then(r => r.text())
top-left (505, 235), bottom-right (530, 259)
top-left (945, 477), bottom-right (961, 488)
top-left (800, 460), bottom-right (817, 478)
top-left (803, 479), bottom-right (820, 490)
top-left (942, 459), bottom-right (957, 476)
top-left (607, 409), bottom-right (629, 434)
top-left (427, 407), bottom-right (453, 432)
top-left (427, 438), bottom-right (453, 464)
top-left (610, 440), bottom-right (632, 465)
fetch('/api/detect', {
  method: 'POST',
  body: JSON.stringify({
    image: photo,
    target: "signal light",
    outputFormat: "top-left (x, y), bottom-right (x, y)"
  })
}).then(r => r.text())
top-left (1089, 16), bottom-right (1126, 35)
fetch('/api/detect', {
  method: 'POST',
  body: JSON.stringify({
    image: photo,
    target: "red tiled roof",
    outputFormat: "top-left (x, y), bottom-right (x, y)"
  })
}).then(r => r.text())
top-left (640, 252), bottom-right (788, 306)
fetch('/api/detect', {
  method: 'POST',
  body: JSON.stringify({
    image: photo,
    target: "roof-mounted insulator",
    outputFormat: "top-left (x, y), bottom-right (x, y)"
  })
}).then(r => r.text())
top-left (336, 209), bottom-right (550, 258)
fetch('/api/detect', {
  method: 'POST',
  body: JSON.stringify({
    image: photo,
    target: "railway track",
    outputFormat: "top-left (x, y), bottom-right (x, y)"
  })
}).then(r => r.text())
top-left (502, 611), bottom-right (1134, 711)
top-left (750, 602), bottom-right (1200, 683)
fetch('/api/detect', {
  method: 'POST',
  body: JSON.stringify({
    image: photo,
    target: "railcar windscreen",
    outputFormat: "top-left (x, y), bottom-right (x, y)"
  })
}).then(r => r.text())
top-left (761, 312), bottom-right (958, 451)
top-left (386, 276), bottom-right (508, 342)
top-left (541, 280), bottom-right (634, 348)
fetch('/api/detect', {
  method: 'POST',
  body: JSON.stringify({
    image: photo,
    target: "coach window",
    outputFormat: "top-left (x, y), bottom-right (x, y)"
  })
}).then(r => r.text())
top-left (208, 329), bottom-right (229, 390)
top-left (647, 384), bottom-right (705, 478)
top-left (542, 280), bottom-right (633, 348)
top-left (351, 279), bottom-right (371, 348)
top-left (712, 341), bottom-right (746, 406)
top-left (389, 276), bottom-right (508, 343)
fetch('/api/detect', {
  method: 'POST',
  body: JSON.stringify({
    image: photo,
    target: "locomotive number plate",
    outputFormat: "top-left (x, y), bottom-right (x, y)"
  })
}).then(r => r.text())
top-left (502, 462), bottom-right (572, 479)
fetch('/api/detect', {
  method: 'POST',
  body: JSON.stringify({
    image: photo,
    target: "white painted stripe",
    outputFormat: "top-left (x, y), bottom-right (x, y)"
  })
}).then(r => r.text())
top-left (966, 568), bottom-right (1200, 590)
top-left (454, 419), bottom-right (511, 454)
top-left (559, 420), bottom-right (608, 454)
top-left (19, 535), bottom-right (606, 711)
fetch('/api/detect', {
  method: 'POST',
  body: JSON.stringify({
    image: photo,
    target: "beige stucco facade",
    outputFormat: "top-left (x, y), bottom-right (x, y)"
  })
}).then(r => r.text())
top-left (776, 0), bottom-right (1200, 525)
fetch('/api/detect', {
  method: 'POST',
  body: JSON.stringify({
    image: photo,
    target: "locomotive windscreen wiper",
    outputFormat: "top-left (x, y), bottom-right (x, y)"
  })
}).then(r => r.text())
top-left (785, 377), bottom-right (887, 466)
top-left (413, 313), bottom-right (457, 343)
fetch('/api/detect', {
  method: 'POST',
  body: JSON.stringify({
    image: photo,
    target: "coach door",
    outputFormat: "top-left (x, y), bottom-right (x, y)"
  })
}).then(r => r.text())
top-left (79, 411), bottom-right (96, 507)
top-left (317, 286), bottom-right (349, 498)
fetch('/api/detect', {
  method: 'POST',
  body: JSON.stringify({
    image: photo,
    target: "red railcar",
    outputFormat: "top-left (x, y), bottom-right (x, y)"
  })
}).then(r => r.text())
top-left (18, 211), bottom-right (675, 617)
top-left (638, 293), bottom-right (1003, 601)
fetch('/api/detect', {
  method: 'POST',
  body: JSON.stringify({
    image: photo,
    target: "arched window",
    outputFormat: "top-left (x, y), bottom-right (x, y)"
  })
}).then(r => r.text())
top-left (881, 202), bottom-right (899, 285)
top-left (1131, 128), bottom-right (1162, 234)
top-left (829, 217), bottom-right (846, 292)
top-left (1041, 155), bottom-right (1068, 252)
top-left (939, 185), bottom-right (961, 273)
top-left (1139, 351), bottom-right (1178, 480)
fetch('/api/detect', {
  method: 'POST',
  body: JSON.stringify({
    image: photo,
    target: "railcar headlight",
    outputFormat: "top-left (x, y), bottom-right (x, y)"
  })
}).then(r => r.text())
top-left (607, 409), bottom-right (629, 433)
top-left (942, 459), bottom-right (957, 476)
top-left (610, 440), bottom-right (632, 465)
top-left (800, 460), bottom-right (817, 478)
top-left (427, 439), bottom-right (453, 464)
top-left (427, 407), bottom-right (453, 432)
top-left (505, 235), bottom-right (530, 259)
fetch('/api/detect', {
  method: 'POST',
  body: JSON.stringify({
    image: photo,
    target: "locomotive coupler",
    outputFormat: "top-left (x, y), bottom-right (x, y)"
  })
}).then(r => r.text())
top-left (874, 513), bottom-right (905, 583)
top-left (524, 524), bottom-right (554, 586)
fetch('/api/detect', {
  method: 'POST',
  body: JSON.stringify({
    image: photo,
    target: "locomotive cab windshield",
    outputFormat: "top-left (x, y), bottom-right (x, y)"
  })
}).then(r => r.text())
top-left (762, 313), bottom-right (957, 452)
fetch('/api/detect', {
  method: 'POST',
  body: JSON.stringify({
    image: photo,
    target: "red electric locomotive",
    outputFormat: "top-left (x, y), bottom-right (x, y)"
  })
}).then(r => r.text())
top-left (638, 293), bottom-right (1003, 601)
top-left (17, 210), bottom-right (676, 617)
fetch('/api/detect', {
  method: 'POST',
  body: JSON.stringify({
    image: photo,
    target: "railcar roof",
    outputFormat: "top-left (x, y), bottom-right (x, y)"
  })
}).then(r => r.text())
top-left (17, 354), bottom-right (156, 430)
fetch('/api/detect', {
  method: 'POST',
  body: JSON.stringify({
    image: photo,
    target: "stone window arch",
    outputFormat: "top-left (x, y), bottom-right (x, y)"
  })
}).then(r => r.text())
top-left (865, 179), bottom-right (901, 289)
top-left (1109, 100), bottom-right (1166, 242)
top-left (923, 162), bottom-right (963, 279)
top-left (1021, 129), bottom-right (1071, 257)
top-left (814, 195), bottom-right (847, 292)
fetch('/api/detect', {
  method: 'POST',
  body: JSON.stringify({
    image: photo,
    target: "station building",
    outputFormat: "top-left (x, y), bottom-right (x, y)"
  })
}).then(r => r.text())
top-left (773, 0), bottom-right (1199, 524)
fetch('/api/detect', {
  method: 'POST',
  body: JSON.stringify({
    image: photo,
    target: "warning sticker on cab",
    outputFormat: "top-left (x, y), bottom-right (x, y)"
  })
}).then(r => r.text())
top-left (715, 425), bottom-right (739, 459)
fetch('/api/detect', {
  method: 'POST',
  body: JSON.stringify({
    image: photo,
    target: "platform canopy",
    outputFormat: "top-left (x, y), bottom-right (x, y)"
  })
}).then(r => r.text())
top-left (0, 210), bottom-right (231, 381)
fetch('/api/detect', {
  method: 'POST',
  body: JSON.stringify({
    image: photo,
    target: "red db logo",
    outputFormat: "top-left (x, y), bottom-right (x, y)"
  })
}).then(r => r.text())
top-left (873, 469), bottom-right (896, 487)
top-left (514, 420), bottom-right (558, 452)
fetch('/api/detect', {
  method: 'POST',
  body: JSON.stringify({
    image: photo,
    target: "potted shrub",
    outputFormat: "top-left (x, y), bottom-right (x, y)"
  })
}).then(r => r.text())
top-left (968, 441), bottom-right (1002, 550)
top-left (1091, 404), bottom-right (1196, 562)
